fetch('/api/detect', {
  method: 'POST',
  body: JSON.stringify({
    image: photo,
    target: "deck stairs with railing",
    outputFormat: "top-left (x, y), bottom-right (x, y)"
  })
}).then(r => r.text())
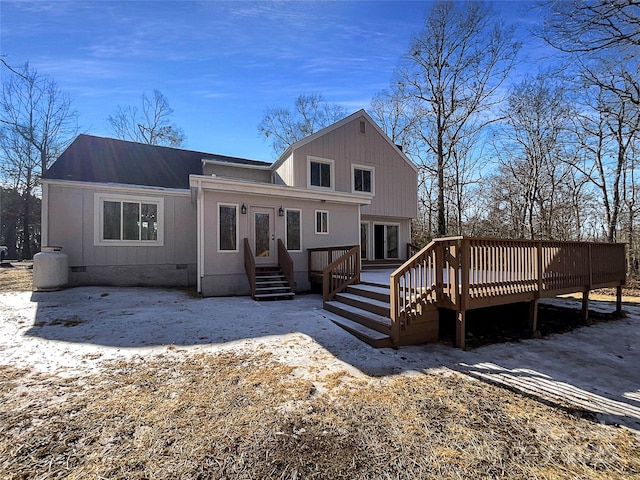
top-left (310, 237), bottom-right (626, 349)
top-left (245, 238), bottom-right (295, 301)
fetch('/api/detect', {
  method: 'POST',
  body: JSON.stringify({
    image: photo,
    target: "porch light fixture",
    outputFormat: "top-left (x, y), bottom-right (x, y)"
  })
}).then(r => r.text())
top-left (278, 206), bottom-right (284, 217)
top-left (241, 203), bottom-right (247, 214)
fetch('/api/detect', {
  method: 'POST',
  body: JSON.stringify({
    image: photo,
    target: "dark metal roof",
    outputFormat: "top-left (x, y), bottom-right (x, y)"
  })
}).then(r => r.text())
top-left (43, 134), bottom-right (271, 189)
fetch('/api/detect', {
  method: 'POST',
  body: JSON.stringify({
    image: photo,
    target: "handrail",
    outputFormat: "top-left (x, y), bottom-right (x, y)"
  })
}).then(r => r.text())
top-left (277, 239), bottom-right (294, 290)
top-left (406, 242), bottom-right (421, 259)
top-left (243, 238), bottom-right (256, 298)
top-left (308, 245), bottom-right (356, 283)
top-left (322, 245), bottom-right (361, 302)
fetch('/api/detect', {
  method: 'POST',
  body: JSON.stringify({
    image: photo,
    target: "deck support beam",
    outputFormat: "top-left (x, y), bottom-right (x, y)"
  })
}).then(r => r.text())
top-left (581, 290), bottom-right (591, 325)
top-left (616, 285), bottom-right (623, 316)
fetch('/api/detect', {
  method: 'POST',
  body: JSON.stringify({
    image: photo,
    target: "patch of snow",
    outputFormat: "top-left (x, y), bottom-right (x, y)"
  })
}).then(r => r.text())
top-left (1, 286), bottom-right (639, 435)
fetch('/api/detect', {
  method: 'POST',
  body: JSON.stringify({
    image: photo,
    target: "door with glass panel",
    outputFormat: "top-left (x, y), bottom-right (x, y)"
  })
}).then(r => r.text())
top-left (251, 207), bottom-right (275, 265)
top-left (373, 223), bottom-right (399, 260)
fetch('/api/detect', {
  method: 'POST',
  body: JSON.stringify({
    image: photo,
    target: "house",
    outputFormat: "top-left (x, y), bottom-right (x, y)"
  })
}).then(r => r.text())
top-left (41, 109), bottom-right (419, 297)
top-left (40, 108), bottom-right (627, 349)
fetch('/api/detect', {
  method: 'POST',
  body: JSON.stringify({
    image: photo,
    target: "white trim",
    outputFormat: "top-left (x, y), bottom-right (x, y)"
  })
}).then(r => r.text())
top-left (196, 179), bottom-right (204, 293)
top-left (201, 158), bottom-right (271, 170)
top-left (284, 208), bottom-right (302, 252)
top-left (217, 202), bottom-right (239, 253)
top-left (42, 178), bottom-right (191, 196)
top-left (94, 193), bottom-right (164, 247)
top-left (351, 163), bottom-right (375, 195)
top-left (315, 210), bottom-right (329, 235)
top-left (307, 156), bottom-right (335, 190)
top-left (189, 175), bottom-right (370, 206)
top-left (360, 221), bottom-right (370, 260)
top-left (41, 182), bottom-right (49, 247)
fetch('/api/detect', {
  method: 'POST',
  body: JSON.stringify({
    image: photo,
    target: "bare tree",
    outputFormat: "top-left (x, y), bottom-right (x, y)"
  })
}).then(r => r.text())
top-left (572, 61), bottom-right (640, 242)
top-left (492, 74), bottom-right (575, 240)
top-left (540, 0), bottom-right (640, 54)
top-left (389, 0), bottom-right (520, 236)
top-left (258, 93), bottom-right (347, 157)
top-left (107, 89), bottom-right (185, 147)
top-left (0, 62), bottom-right (78, 258)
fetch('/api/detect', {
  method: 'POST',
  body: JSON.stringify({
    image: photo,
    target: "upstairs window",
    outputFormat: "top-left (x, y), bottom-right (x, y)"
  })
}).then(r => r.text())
top-left (308, 157), bottom-right (334, 189)
top-left (352, 164), bottom-right (375, 194)
top-left (95, 194), bottom-right (163, 246)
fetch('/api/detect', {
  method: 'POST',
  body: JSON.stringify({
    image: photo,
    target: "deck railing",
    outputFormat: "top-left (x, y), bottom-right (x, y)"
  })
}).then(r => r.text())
top-left (391, 237), bottom-right (626, 347)
top-left (321, 245), bottom-right (361, 302)
top-left (243, 238), bottom-right (256, 298)
top-left (277, 239), bottom-right (294, 290)
top-left (390, 237), bottom-right (461, 344)
top-left (308, 245), bottom-right (358, 284)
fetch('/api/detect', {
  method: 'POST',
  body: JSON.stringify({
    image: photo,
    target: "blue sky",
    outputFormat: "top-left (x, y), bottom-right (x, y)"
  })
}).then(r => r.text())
top-left (1, 1), bottom-right (542, 161)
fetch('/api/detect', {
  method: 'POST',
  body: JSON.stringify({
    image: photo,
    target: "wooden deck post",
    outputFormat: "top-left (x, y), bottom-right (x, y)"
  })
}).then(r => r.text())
top-left (616, 285), bottom-right (623, 316)
top-left (456, 238), bottom-right (470, 349)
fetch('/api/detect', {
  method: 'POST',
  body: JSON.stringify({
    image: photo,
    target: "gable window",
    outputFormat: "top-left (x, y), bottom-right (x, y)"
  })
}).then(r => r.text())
top-left (352, 164), bottom-right (374, 194)
top-left (285, 209), bottom-right (301, 251)
top-left (315, 210), bottom-right (329, 234)
top-left (95, 194), bottom-right (163, 246)
top-left (308, 157), bottom-right (334, 189)
top-left (218, 204), bottom-right (238, 252)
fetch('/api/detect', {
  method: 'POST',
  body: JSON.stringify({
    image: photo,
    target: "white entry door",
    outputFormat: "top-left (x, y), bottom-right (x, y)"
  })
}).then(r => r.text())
top-left (251, 207), bottom-right (275, 265)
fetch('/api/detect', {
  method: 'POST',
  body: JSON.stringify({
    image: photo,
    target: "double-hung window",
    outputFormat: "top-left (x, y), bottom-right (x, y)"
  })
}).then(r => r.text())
top-left (308, 157), bottom-right (334, 189)
top-left (352, 164), bottom-right (374, 194)
top-left (95, 194), bottom-right (163, 246)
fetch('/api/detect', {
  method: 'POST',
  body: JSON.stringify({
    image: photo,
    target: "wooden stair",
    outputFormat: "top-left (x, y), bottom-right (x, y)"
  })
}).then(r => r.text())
top-left (324, 282), bottom-right (394, 348)
top-left (254, 266), bottom-right (295, 301)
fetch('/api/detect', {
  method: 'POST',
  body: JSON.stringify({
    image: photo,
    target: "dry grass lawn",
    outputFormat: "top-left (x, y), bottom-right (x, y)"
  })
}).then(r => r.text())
top-left (1, 353), bottom-right (639, 479)
top-left (0, 263), bottom-right (33, 292)
top-left (1, 265), bottom-right (640, 478)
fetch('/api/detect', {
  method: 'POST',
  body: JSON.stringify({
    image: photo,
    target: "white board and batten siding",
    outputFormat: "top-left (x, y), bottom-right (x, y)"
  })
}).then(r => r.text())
top-left (285, 114), bottom-right (418, 219)
top-left (43, 181), bottom-right (197, 287)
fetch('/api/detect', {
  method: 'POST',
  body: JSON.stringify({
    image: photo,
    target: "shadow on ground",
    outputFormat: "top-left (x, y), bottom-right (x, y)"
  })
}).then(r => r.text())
top-left (20, 286), bottom-right (640, 435)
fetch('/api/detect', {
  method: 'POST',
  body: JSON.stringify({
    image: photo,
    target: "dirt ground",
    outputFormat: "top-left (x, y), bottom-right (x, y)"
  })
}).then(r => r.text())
top-left (1, 264), bottom-right (640, 479)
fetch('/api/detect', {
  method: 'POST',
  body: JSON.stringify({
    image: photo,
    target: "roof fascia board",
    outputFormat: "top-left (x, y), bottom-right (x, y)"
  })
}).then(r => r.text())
top-left (201, 158), bottom-right (272, 170)
top-left (41, 178), bottom-right (191, 196)
top-left (189, 174), bottom-right (371, 206)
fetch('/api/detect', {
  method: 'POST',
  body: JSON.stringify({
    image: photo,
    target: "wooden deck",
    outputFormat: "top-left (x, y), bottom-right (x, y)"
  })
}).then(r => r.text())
top-left (311, 237), bottom-right (626, 348)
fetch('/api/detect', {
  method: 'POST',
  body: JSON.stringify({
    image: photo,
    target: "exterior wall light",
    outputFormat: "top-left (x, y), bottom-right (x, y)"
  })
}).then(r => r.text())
top-left (241, 203), bottom-right (247, 214)
top-left (278, 206), bottom-right (284, 217)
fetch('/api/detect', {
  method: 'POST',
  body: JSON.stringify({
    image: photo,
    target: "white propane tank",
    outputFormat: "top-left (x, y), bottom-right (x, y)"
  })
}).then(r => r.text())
top-left (33, 246), bottom-right (69, 291)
